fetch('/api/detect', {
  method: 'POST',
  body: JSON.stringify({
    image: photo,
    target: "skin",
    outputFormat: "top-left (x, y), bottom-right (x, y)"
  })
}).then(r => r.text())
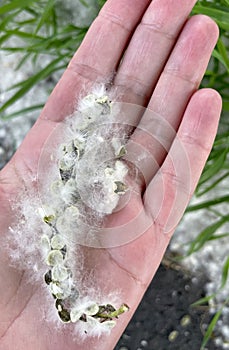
top-left (0, 0), bottom-right (222, 349)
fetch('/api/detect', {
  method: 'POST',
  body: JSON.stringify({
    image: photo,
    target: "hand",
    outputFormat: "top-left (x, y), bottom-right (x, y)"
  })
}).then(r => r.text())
top-left (0, 0), bottom-right (222, 349)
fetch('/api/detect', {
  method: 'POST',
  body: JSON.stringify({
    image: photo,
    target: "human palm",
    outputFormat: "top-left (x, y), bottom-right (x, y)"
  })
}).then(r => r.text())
top-left (0, 0), bottom-right (222, 349)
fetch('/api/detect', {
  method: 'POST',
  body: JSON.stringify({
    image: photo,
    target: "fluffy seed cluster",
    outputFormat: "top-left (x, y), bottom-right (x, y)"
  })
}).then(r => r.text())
top-left (37, 85), bottom-right (130, 332)
top-left (7, 84), bottom-right (131, 337)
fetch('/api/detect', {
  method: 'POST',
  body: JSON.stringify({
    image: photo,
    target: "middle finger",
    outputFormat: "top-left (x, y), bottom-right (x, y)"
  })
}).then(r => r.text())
top-left (128, 15), bottom-right (219, 183)
top-left (114, 0), bottom-right (197, 105)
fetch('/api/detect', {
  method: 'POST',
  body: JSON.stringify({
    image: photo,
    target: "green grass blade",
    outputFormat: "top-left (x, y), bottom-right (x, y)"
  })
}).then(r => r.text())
top-left (0, 104), bottom-right (44, 120)
top-left (193, 4), bottom-right (229, 28)
top-left (223, 101), bottom-right (229, 111)
top-left (16, 52), bottom-right (33, 70)
top-left (209, 233), bottom-right (229, 241)
top-left (0, 34), bottom-right (11, 46)
top-left (0, 58), bottom-right (66, 113)
top-left (191, 294), bottom-right (216, 307)
top-left (196, 171), bottom-right (229, 196)
top-left (97, 0), bottom-right (107, 8)
top-left (212, 49), bottom-right (229, 72)
top-left (200, 308), bottom-right (223, 350)
top-left (34, 0), bottom-right (56, 34)
top-left (187, 216), bottom-right (229, 255)
top-left (220, 256), bottom-right (229, 290)
top-left (0, 0), bottom-right (37, 15)
top-left (79, 0), bottom-right (89, 7)
top-left (198, 149), bottom-right (228, 186)
top-left (3, 29), bottom-right (44, 41)
top-left (0, 9), bottom-right (21, 31)
top-left (186, 195), bottom-right (229, 212)
top-left (216, 39), bottom-right (229, 72)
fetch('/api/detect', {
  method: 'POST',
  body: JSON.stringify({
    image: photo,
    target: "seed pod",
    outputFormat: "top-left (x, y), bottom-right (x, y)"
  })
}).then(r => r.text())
top-left (44, 270), bottom-right (52, 285)
top-left (57, 279), bottom-right (72, 299)
top-left (96, 96), bottom-right (109, 104)
top-left (112, 138), bottom-right (127, 158)
top-left (103, 320), bottom-right (116, 329)
top-left (104, 166), bottom-right (114, 177)
top-left (50, 180), bottom-right (63, 196)
top-left (43, 215), bottom-right (55, 225)
top-left (41, 234), bottom-right (51, 257)
top-left (58, 153), bottom-right (75, 172)
top-left (71, 287), bottom-right (80, 299)
top-left (64, 205), bottom-right (79, 220)
top-left (105, 304), bottom-right (116, 313)
top-left (46, 250), bottom-right (64, 266)
top-left (55, 299), bottom-right (63, 312)
top-left (50, 234), bottom-right (65, 250)
top-left (84, 303), bottom-right (100, 316)
top-left (86, 315), bottom-right (100, 327)
top-left (61, 179), bottom-right (77, 204)
top-left (116, 146), bottom-right (127, 158)
top-left (113, 181), bottom-right (128, 194)
top-left (58, 309), bottom-right (71, 323)
top-left (70, 308), bottom-right (82, 323)
top-left (73, 138), bottom-right (85, 158)
top-left (51, 264), bottom-right (69, 282)
top-left (59, 169), bottom-right (72, 182)
top-left (50, 282), bottom-right (64, 299)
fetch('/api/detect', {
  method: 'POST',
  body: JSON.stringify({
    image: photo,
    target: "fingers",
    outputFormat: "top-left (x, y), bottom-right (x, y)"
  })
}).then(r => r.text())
top-left (148, 15), bottom-right (219, 128)
top-left (70, 0), bottom-right (151, 77)
top-left (40, 0), bottom-right (151, 122)
top-left (144, 88), bottom-right (222, 234)
top-left (114, 0), bottom-right (197, 105)
top-left (126, 15), bottom-right (219, 184)
top-left (8, 0), bottom-right (151, 176)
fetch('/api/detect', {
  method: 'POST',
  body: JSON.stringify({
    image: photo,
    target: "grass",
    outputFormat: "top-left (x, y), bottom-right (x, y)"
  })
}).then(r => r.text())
top-left (0, 0), bottom-right (229, 348)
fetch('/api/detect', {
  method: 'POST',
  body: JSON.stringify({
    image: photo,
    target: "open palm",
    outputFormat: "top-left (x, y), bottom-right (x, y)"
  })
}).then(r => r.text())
top-left (0, 0), bottom-right (222, 349)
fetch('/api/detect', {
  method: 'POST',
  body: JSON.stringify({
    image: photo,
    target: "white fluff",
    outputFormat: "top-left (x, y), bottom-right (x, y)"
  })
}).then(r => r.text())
top-left (6, 84), bottom-right (130, 338)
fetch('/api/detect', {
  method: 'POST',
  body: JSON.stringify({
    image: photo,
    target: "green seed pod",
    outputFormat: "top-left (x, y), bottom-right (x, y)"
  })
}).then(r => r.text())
top-left (50, 180), bottom-right (63, 196)
top-left (58, 153), bottom-right (75, 172)
top-left (50, 234), bottom-right (65, 250)
top-left (104, 166), bottom-right (114, 177)
top-left (64, 205), bottom-right (79, 220)
top-left (50, 282), bottom-right (64, 299)
top-left (51, 264), bottom-right (69, 282)
top-left (70, 308), bottom-right (82, 323)
top-left (113, 181), bottom-right (128, 194)
top-left (41, 234), bottom-right (51, 256)
top-left (96, 96), bottom-right (109, 104)
top-left (105, 304), bottom-right (116, 313)
top-left (46, 250), bottom-right (64, 266)
top-left (43, 215), bottom-right (55, 225)
top-left (168, 330), bottom-right (179, 342)
top-left (116, 146), bottom-right (127, 158)
top-left (84, 303), bottom-right (100, 316)
top-left (86, 315), bottom-right (100, 327)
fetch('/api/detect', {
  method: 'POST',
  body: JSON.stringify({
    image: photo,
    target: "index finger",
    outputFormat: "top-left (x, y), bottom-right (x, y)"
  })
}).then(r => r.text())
top-left (5, 0), bottom-right (151, 179)
top-left (40, 0), bottom-right (151, 122)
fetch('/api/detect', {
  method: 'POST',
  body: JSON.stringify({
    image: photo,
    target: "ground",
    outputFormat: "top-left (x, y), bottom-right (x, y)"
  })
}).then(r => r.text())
top-left (115, 261), bottom-right (220, 350)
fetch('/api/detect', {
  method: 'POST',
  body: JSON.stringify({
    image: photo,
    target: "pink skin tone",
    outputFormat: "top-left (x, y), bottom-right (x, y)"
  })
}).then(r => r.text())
top-left (0, 0), bottom-right (222, 349)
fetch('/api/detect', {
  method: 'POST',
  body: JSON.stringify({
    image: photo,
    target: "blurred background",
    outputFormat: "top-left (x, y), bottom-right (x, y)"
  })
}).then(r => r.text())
top-left (0, 0), bottom-right (228, 349)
